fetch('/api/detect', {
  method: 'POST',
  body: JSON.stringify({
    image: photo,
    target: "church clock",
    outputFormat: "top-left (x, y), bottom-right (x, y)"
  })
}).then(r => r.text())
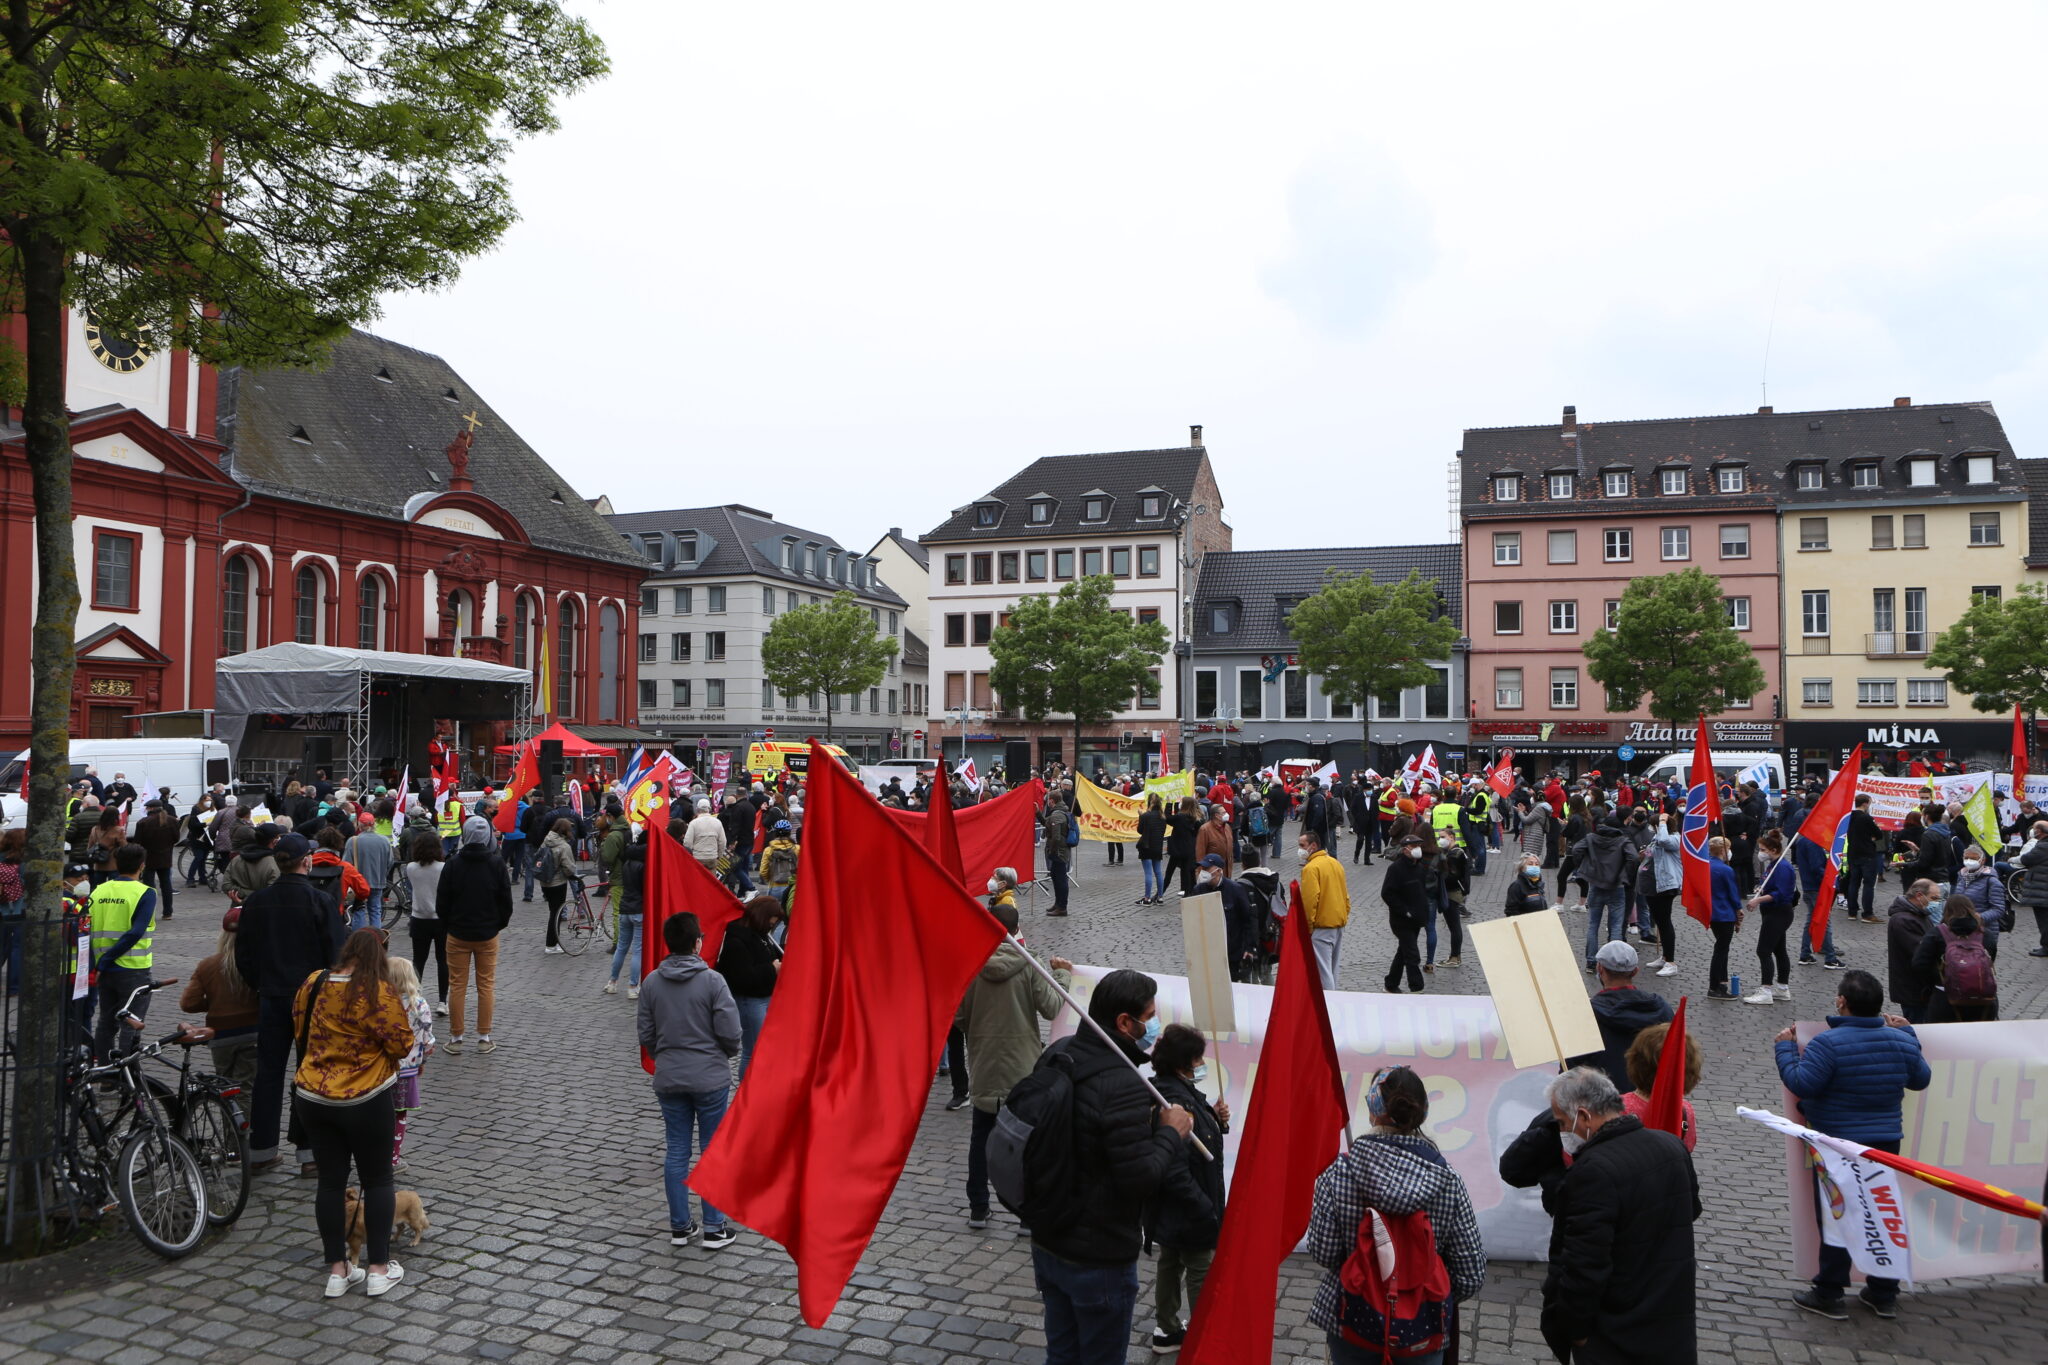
top-left (83, 314), bottom-right (150, 374)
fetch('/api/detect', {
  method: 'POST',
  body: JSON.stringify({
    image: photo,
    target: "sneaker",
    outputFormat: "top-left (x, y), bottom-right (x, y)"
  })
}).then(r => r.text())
top-left (443, 1038), bottom-right (462, 1055)
top-left (1772, 984), bottom-right (1792, 1002)
top-left (946, 1094), bottom-right (971, 1111)
top-left (1742, 988), bottom-right (1775, 1005)
top-left (1823, 959), bottom-right (1845, 970)
top-left (1585, 962), bottom-right (1597, 975)
top-left (299, 1160), bottom-right (320, 1179)
top-left (1856, 1287), bottom-right (1897, 1319)
top-left (1442, 955), bottom-right (1460, 968)
top-left (1423, 963), bottom-right (1435, 974)
top-left (627, 986), bottom-right (639, 1000)
top-left (391, 1158), bottom-right (409, 1175)
top-left (1657, 962), bottom-right (1680, 978)
top-left (324, 1265), bottom-right (366, 1298)
top-left (670, 1222), bottom-right (699, 1246)
top-left (2030, 946), bottom-right (2048, 958)
top-left (967, 1210), bottom-right (990, 1229)
top-left (544, 945), bottom-right (564, 955)
top-left (1792, 1289), bottom-right (1848, 1320)
top-left (434, 1001), bottom-right (448, 1016)
top-left (603, 980), bottom-right (618, 994)
top-left (365, 1262), bottom-right (404, 1297)
top-left (1151, 1325), bottom-right (1186, 1354)
top-left (700, 1225), bottom-right (737, 1250)
top-left (1708, 987), bottom-right (1736, 1001)
top-left (1626, 925), bottom-right (1640, 939)
top-left (478, 1036), bottom-right (496, 1054)
top-left (1797, 956), bottom-right (1815, 966)
top-left (1642, 956), bottom-right (1664, 970)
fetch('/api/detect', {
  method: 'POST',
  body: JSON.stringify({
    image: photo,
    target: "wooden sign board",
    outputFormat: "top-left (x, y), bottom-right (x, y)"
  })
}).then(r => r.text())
top-left (1178, 891), bottom-right (1237, 1036)
top-left (1467, 910), bottom-right (1603, 1070)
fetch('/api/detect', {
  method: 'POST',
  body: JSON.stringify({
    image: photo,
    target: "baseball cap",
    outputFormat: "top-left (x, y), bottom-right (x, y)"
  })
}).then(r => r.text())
top-left (1594, 941), bottom-right (1639, 973)
top-left (1198, 853), bottom-right (1226, 868)
top-left (273, 832), bottom-right (313, 859)
top-left (254, 822), bottom-right (281, 842)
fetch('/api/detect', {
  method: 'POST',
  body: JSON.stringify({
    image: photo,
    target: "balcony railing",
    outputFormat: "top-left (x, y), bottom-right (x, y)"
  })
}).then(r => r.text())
top-left (1866, 631), bottom-right (1929, 659)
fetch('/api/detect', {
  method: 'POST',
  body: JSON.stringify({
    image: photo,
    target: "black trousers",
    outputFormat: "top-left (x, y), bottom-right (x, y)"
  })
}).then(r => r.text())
top-left (250, 993), bottom-right (301, 1161)
top-left (1648, 889), bottom-right (1678, 963)
top-left (1709, 919), bottom-right (1737, 991)
top-left (945, 1024), bottom-right (968, 1100)
top-left (1164, 854), bottom-right (1196, 896)
top-left (1815, 1137), bottom-right (1901, 1302)
top-left (142, 866), bottom-right (175, 919)
top-left (302, 1088), bottom-right (397, 1266)
top-left (1385, 922), bottom-right (1424, 992)
top-left (1756, 907), bottom-right (1794, 987)
top-left (1105, 842), bottom-right (1124, 864)
top-left (542, 882), bottom-right (567, 947)
top-left (409, 917), bottom-right (449, 1002)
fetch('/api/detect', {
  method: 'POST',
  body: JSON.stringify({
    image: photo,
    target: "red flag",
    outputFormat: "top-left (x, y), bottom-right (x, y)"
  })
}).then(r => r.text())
top-left (1181, 865), bottom-right (1351, 1365)
top-left (1851, 1143), bottom-right (2046, 1221)
top-left (922, 762), bottom-right (965, 882)
top-left (2015, 704), bottom-right (2029, 796)
top-left (1677, 717), bottom-right (1721, 928)
top-left (1644, 998), bottom-right (1689, 1139)
top-left (688, 743), bottom-right (1005, 1327)
top-left (495, 742), bottom-right (538, 834)
top-left (639, 828), bottom-right (746, 1075)
top-left (883, 778), bottom-right (1042, 889)
top-left (1796, 743), bottom-right (1863, 953)
top-left (1484, 748), bottom-right (1516, 800)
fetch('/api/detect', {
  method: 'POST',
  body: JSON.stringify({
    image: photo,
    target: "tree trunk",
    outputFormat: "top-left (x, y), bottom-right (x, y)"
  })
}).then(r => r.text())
top-left (1360, 710), bottom-right (1373, 778)
top-left (1074, 713), bottom-right (1084, 777)
top-left (10, 227), bottom-right (82, 1240)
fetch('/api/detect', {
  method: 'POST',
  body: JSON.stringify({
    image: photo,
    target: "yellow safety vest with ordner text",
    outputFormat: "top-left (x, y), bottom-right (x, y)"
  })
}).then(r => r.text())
top-left (87, 877), bottom-right (153, 971)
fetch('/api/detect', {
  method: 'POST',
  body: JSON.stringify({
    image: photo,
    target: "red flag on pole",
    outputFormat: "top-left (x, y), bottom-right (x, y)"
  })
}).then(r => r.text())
top-left (883, 778), bottom-right (1042, 888)
top-left (495, 742), bottom-right (538, 834)
top-left (922, 761), bottom-right (965, 882)
top-left (688, 743), bottom-right (1006, 1327)
top-left (639, 828), bottom-right (745, 1075)
top-left (1677, 717), bottom-right (1721, 928)
top-left (1484, 748), bottom-right (1516, 800)
top-left (1644, 997), bottom-right (1689, 1139)
top-left (2015, 704), bottom-right (2029, 796)
top-left (1796, 743), bottom-right (1863, 953)
top-left (1179, 866), bottom-right (1351, 1365)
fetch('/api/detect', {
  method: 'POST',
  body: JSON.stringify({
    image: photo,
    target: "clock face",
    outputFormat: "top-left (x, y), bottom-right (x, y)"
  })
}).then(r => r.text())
top-left (84, 314), bottom-right (150, 374)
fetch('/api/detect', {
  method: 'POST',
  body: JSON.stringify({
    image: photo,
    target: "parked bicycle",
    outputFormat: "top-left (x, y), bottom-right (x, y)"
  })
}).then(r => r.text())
top-left (56, 980), bottom-right (210, 1256)
top-left (552, 875), bottom-right (613, 955)
top-left (141, 1024), bottom-right (251, 1227)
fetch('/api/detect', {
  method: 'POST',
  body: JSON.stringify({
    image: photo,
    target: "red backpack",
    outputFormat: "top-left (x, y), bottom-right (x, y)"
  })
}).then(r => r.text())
top-left (1334, 1146), bottom-right (1454, 1360)
top-left (1938, 925), bottom-right (1996, 1008)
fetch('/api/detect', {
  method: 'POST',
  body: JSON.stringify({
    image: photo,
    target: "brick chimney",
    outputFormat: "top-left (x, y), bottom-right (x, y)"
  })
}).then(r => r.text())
top-left (1562, 405), bottom-right (1577, 431)
top-left (1758, 405), bottom-right (1773, 414)
top-left (1190, 424), bottom-right (1204, 448)
top-left (1893, 396), bottom-right (1911, 408)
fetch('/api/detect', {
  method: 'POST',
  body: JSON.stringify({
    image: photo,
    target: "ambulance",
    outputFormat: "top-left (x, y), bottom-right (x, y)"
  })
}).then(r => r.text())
top-left (744, 740), bottom-right (856, 781)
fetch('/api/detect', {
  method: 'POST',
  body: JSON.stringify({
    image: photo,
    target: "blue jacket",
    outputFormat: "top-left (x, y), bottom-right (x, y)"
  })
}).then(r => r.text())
top-left (1709, 858), bottom-right (1741, 924)
top-left (1775, 1015), bottom-right (1931, 1144)
top-left (1649, 828), bottom-right (1682, 893)
top-left (1755, 857), bottom-right (1798, 912)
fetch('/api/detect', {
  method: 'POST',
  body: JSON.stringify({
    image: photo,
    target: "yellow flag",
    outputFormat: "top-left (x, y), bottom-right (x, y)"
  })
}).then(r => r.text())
top-left (1960, 778), bottom-right (2001, 858)
top-left (1073, 773), bottom-right (1145, 842)
top-left (536, 617), bottom-right (553, 715)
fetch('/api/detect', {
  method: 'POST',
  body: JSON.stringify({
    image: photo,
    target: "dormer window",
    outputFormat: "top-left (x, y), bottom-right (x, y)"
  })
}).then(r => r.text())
top-left (975, 503), bottom-right (1000, 528)
top-left (1028, 500), bottom-right (1053, 524)
top-left (1602, 470), bottom-right (1631, 498)
top-left (639, 534), bottom-right (663, 562)
top-left (676, 534), bottom-right (698, 564)
top-left (1547, 473), bottom-right (1573, 499)
top-left (1083, 497), bottom-right (1107, 521)
top-left (1716, 465), bottom-right (1746, 493)
top-left (781, 539), bottom-right (796, 570)
top-left (1795, 464), bottom-right (1825, 491)
top-left (1907, 457), bottom-right (1936, 487)
top-left (1851, 463), bottom-right (1880, 488)
top-left (1138, 493), bottom-right (1165, 519)
top-left (804, 545), bottom-right (818, 576)
top-left (1493, 475), bottom-right (1521, 502)
top-left (1965, 454), bottom-right (1995, 484)
top-left (1209, 602), bottom-right (1238, 634)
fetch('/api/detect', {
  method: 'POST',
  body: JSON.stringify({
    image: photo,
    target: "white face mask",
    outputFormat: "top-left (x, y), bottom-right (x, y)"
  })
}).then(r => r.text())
top-left (1962, 859), bottom-right (1982, 872)
top-left (1558, 1110), bottom-right (1591, 1155)
top-left (1406, 846), bottom-right (1422, 859)
top-left (1298, 843), bottom-right (1311, 857)
top-left (987, 878), bottom-right (1002, 895)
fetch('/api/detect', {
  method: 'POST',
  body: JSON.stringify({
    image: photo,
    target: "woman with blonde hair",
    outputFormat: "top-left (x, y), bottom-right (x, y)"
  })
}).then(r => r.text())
top-left (1706, 835), bottom-right (1744, 1000)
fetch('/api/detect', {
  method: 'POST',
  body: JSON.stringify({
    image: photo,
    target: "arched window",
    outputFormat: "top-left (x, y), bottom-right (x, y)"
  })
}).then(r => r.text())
top-left (357, 576), bottom-right (383, 651)
top-left (513, 592), bottom-right (534, 672)
top-left (293, 565), bottom-right (322, 644)
top-left (556, 598), bottom-right (579, 718)
top-left (222, 556), bottom-right (253, 656)
top-left (597, 601), bottom-right (623, 723)
top-left (445, 589), bottom-right (475, 656)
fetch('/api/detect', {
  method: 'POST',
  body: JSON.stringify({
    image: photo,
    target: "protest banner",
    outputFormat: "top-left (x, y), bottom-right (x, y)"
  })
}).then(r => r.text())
top-left (1054, 966), bottom-right (1555, 1260)
top-left (1178, 892), bottom-right (1236, 1036)
top-left (1467, 910), bottom-right (1603, 1070)
top-left (1073, 773), bottom-right (1144, 842)
top-left (1145, 769), bottom-right (1195, 803)
top-left (1779, 1017), bottom-right (2048, 1281)
top-left (1744, 1108), bottom-right (1914, 1282)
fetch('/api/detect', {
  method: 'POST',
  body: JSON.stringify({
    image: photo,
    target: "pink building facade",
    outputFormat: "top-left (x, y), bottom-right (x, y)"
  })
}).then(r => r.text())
top-left (1460, 406), bottom-right (1785, 777)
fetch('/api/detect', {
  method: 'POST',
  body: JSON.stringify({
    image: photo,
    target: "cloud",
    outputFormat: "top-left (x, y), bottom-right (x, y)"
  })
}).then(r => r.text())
top-left (1260, 145), bottom-right (1436, 339)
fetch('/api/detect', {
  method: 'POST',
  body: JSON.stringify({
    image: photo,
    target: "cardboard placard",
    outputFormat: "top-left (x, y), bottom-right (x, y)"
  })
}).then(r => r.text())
top-left (1178, 891), bottom-right (1237, 1036)
top-left (1467, 910), bottom-right (1602, 1070)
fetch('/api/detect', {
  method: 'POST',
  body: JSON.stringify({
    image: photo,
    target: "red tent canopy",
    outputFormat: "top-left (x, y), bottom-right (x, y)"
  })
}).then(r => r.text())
top-left (492, 721), bottom-right (620, 758)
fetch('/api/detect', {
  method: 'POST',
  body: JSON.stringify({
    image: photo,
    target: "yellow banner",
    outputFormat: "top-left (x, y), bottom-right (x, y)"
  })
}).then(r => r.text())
top-left (1143, 769), bottom-right (1195, 803)
top-left (1073, 774), bottom-right (1144, 842)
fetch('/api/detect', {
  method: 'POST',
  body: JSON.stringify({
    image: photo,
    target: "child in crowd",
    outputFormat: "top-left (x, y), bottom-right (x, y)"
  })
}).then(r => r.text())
top-left (386, 956), bottom-right (435, 1172)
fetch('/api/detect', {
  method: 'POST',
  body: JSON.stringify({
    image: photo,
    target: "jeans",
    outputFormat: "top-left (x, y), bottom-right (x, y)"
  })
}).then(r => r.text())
top-left (1141, 858), bottom-right (1163, 899)
top-left (349, 888), bottom-right (383, 933)
top-left (609, 914), bottom-right (642, 984)
top-left (658, 1088), bottom-right (729, 1231)
top-left (1424, 885), bottom-right (1462, 963)
top-left (1155, 1244), bottom-right (1213, 1332)
top-left (724, 856), bottom-right (755, 896)
top-left (966, 1104), bottom-right (997, 1216)
top-left (447, 935), bottom-right (499, 1037)
top-left (93, 964), bottom-right (152, 1063)
top-left (1797, 873), bottom-right (1838, 962)
top-left (1582, 885), bottom-right (1627, 965)
top-left (1815, 1138), bottom-right (1901, 1303)
top-left (1033, 1245), bottom-right (1138, 1365)
top-left (1331, 1336), bottom-right (1441, 1365)
top-left (735, 994), bottom-right (770, 1078)
top-left (1469, 834), bottom-right (1488, 877)
top-left (302, 1088), bottom-right (396, 1266)
top-left (409, 917), bottom-right (449, 1002)
top-left (1844, 856), bottom-right (1882, 918)
top-left (1311, 927), bottom-right (1342, 989)
top-left (1046, 856), bottom-right (1070, 910)
top-left (250, 992), bottom-right (308, 1164)
top-left (506, 838), bottom-right (533, 898)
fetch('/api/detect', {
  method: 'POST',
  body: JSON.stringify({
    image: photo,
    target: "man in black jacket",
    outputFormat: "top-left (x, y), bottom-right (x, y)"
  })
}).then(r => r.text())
top-left (1541, 1067), bottom-right (1699, 1363)
top-left (1381, 835), bottom-right (1429, 993)
top-left (438, 817), bottom-right (514, 1053)
top-left (1567, 942), bottom-right (1674, 1092)
top-left (1029, 969), bottom-right (1192, 1364)
top-left (235, 833), bottom-right (345, 1173)
top-left (1841, 793), bottom-right (1885, 924)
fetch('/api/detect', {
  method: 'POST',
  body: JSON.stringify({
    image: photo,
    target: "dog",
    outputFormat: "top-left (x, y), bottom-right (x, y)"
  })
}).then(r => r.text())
top-left (343, 1186), bottom-right (430, 1264)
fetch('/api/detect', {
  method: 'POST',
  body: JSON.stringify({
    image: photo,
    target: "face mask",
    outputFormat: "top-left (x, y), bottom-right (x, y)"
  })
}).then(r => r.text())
top-left (1298, 843), bottom-right (1311, 857)
top-left (1963, 859), bottom-right (1982, 872)
top-left (1138, 1015), bottom-right (1162, 1050)
top-left (1190, 1063), bottom-right (1208, 1085)
top-left (1559, 1130), bottom-right (1586, 1156)
top-left (987, 879), bottom-right (1001, 895)
top-left (1523, 866), bottom-right (1541, 879)
top-left (1406, 846), bottom-right (1422, 859)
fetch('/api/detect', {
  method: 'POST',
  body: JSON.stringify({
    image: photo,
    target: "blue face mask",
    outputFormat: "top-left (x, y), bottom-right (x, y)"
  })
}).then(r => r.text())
top-left (1139, 1015), bottom-right (1162, 1050)
top-left (1191, 1063), bottom-right (1208, 1085)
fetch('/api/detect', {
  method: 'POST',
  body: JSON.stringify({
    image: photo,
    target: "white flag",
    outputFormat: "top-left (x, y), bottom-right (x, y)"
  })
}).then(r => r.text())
top-left (1739, 759), bottom-right (1777, 791)
top-left (1312, 760), bottom-right (1339, 787)
top-left (1740, 1107), bottom-right (1914, 1282)
top-left (956, 758), bottom-right (981, 793)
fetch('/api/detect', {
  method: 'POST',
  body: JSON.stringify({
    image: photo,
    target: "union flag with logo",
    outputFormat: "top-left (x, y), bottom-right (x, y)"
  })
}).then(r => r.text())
top-left (1678, 717), bottom-right (1721, 927)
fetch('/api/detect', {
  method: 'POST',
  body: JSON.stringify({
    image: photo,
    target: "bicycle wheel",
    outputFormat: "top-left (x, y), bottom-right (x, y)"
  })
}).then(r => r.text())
top-left (594, 895), bottom-right (615, 944)
top-left (180, 1091), bottom-right (250, 1227)
top-left (115, 1128), bottom-right (208, 1257)
top-left (555, 901), bottom-right (590, 955)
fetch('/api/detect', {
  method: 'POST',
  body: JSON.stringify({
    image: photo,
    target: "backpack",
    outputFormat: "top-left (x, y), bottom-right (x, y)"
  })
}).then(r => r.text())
top-left (764, 843), bottom-right (799, 885)
top-left (1938, 925), bottom-right (1997, 1008)
top-left (987, 1045), bottom-right (1087, 1237)
top-left (1335, 1142), bottom-right (1455, 1358)
top-left (1247, 805), bottom-right (1269, 838)
top-left (534, 841), bottom-right (560, 882)
top-left (306, 861), bottom-right (346, 919)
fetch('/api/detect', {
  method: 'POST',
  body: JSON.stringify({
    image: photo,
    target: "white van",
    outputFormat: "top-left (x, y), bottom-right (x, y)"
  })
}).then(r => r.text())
top-left (0, 738), bottom-right (232, 828)
top-left (1638, 750), bottom-right (1786, 793)
top-left (859, 760), bottom-right (938, 796)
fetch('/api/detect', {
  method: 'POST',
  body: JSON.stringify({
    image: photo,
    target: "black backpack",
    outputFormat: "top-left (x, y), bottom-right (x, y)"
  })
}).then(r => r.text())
top-left (306, 861), bottom-right (346, 919)
top-left (988, 1043), bottom-right (1088, 1237)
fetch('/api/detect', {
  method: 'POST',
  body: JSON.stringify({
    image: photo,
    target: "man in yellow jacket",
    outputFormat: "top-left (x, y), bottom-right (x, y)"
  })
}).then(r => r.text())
top-left (1297, 827), bottom-right (1350, 989)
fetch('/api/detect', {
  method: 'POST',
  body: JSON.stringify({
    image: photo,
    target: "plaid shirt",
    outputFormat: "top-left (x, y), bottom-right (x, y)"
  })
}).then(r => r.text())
top-left (1307, 1131), bottom-right (1487, 1334)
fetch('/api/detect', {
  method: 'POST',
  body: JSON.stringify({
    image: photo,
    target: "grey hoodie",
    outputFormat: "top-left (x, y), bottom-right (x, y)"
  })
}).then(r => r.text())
top-left (637, 954), bottom-right (742, 1095)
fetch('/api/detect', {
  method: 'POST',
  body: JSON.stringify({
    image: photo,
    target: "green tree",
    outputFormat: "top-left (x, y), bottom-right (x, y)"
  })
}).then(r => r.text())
top-left (1927, 583), bottom-right (2048, 714)
top-left (0, 0), bottom-right (605, 1238)
top-left (1581, 568), bottom-right (1767, 730)
top-left (988, 576), bottom-right (1170, 764)
top-left (1288, 568), bottom-right (1461, 771)
top-left (761, 591), bottom-right (900, 743)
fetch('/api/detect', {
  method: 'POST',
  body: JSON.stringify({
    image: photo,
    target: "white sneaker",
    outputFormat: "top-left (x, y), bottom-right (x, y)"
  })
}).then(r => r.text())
top-left (627, 986), bottom-right (639, 1000)
top-left (1773, 984), bottom-right (1792, 1002)
top-left (324, 1265), bottom-right (366, 1298)
top-left (602, 980), bottom-right (617, 994)
top-left (1657, 962), bottom-right (1680, 977)
top-left (1742, 988), bottom-right (1775, 1005)
top-left (366, 1262), bottom-right (405, 1297)
top-left (1642, 956), bottom-right (1664, 969)
top-left (544, 946), bottom-right (565, 956)
top-left (434, 1001), bottom-right (448, 1016)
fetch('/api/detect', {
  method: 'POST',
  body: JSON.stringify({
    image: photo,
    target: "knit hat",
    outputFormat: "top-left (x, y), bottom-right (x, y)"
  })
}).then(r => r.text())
top-left (460, 816), bottom-right (491, 846)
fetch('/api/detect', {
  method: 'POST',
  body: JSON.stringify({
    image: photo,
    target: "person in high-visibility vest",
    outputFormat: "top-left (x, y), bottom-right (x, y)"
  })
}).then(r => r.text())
top-left (437, 797), bottom-right (465, 856)
top-left (1429, 786), bottom-right (1466, 849)
top-left (88, 842), bottom-right (157, 1062)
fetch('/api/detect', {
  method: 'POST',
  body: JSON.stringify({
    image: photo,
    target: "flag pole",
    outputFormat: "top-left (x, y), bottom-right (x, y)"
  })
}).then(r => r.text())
top-left (1001, 931), bottom-right (1214, 1162)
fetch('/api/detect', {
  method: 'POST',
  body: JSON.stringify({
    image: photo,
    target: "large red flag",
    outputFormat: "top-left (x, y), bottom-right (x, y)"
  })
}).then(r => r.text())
top-left (1484, 747), bottom-right (1516, 800)
top-left (2015, 704), bottom-right (2029, 796)
top-left (883, 777), bottom-right (1041, 888)
top-left (922, 761), bottom-right (965, 881)
top-left (1796, 744), bottom-right (1863, 953)
top-left (640, 827), bottom-right (746, 1075)
top-left (1677, 717), bottom-right (1721, 928)
top-left (1180, 864), bottom-right (1351, 1365)
top-left (688, 743), bottom-right (1005, 1327)
top-left (1644, 997), bottom-right (1689, 1139)
top-left (495, 742), bottom-right (538, 834)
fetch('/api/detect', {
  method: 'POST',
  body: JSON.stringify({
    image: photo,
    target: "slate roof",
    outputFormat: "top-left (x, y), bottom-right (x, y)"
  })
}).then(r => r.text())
top-left (901, 629), bottom-right (929, 671)
top-left (1192, 544), bottom-right (1464, 652)
top-left (2024, 459), bottom-right (2048, 568)
top-left (1461, 401), bottom-right (2021, 521)
top-left (603, 504), bottom-right (907, 609)
top-left (216, 329), bottom-right (639, 565)
top-left (881, 528), bottom-right (929, 570)
top-left (923, 447), bottom-right (1209, 543)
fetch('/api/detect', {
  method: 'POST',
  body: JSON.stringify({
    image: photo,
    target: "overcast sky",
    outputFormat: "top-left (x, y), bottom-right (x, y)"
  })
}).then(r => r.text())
top-left (374, 2), bottom-right (2048, 555)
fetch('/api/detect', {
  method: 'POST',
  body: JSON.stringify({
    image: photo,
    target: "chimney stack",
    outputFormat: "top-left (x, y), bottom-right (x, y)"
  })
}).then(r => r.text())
top-left (1562, 405), bottom-right (1577, 431)
top-left (1758, 405), bottom-right (1773, 414)
top-left (1190, 424), bottom-right (1204, 449)
top-left (1893, 396), bottom-right (1911, 408)
top-left (888, 526), bottom-right (902, 538)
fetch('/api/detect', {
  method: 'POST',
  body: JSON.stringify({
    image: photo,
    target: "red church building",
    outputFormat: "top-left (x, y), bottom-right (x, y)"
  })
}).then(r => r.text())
top-left (0, 311), bottom-right (644, 764)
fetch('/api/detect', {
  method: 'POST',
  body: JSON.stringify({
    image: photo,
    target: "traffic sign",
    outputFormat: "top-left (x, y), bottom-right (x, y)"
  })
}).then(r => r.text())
top-left (1616, 743), bottom-right (1636, 761)
top-left (912, 729), bottom-right (925, 740)
top-left (764, 728), bottom-right (775, 740)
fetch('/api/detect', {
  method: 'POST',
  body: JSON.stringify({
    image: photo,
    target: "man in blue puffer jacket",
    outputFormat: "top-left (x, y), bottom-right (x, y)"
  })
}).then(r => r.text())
top-left (1773, 969), bottom-right (1930, 1322)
